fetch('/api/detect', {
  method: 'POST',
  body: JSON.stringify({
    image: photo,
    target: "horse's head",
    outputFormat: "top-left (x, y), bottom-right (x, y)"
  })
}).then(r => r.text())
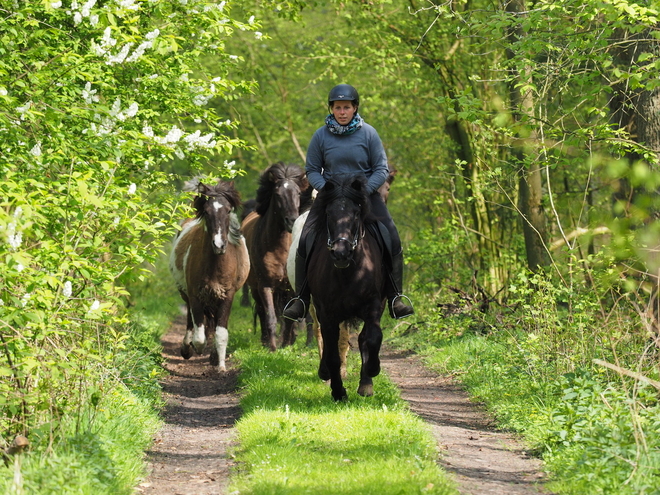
top-left (189, 179), bottom-right (241, 255)
top-left (321, 176), bottom-right (370, 269)
top-left (256, 162), bottom-right (309, 233)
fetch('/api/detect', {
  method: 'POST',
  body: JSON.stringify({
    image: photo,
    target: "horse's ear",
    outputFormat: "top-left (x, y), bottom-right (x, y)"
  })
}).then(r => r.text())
top-left (197, 183), bottom-right (212, 196)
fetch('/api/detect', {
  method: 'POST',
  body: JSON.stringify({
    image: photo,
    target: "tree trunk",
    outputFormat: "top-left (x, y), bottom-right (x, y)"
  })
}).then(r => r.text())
top-left (505, 0), bottom-right (550, 272)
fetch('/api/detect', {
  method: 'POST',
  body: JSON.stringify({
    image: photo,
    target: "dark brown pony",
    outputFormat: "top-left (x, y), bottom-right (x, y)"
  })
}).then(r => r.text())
top-left (307, 175), bottom-right (386, 400)
top-left (169, 179), bottom-right (250, 371)
top-left (241, 162), bottom-right (311, 351)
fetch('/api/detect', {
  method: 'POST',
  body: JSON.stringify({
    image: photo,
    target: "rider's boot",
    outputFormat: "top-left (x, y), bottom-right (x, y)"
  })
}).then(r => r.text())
top-left (283, 253), bottom-right (310, 321)
top-left (387, 250), bottom-right (414, 319)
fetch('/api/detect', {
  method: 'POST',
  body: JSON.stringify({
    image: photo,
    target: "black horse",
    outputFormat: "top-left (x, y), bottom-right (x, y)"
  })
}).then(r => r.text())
top-left (307, 175), bottom-right (386, 401)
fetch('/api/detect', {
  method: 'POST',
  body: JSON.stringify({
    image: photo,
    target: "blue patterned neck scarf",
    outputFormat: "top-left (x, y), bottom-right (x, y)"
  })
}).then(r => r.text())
top-left (325, 113), bottom-right (364, 136)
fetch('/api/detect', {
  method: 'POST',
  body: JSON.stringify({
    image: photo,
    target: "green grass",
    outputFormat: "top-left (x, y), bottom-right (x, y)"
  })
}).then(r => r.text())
top-left (0, 383), bottom-right (161, 495)
top-left (385, 288), bottom-right (660, 495)
top-left (226, 303), bottom-right (457, 495)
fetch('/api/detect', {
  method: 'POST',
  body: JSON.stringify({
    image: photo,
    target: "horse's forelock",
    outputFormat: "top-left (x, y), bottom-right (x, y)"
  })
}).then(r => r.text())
top-left (255, 162), bottom-right (305, 215)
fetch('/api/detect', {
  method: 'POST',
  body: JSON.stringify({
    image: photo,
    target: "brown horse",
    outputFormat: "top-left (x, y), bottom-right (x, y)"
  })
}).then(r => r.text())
top-left (241, 162), bottom-right (312, 351)
top-left (169, 179), bottom-right (250, 371)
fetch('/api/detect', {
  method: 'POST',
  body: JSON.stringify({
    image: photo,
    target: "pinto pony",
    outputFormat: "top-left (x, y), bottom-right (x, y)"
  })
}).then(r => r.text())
top-left (169, 179), bottom-right (250, 372)
top-left (307, 175), bottom-right (387, 401)
top-left (241, 162), bottom-right (312, 351)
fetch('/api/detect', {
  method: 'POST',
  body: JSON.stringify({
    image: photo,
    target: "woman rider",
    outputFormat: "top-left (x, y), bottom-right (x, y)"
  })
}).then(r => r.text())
top-left (283, 83), bottom-right (414, 321)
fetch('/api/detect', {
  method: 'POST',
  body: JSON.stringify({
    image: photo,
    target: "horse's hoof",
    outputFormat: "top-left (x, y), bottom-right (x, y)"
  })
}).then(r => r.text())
top-left (318, 365), bottom-right (331, 381)
top-left (180, 345), bottom-right (193, 360)
top-left (209, 349), bottom-right (219, 367)
top-left (357, 383), bottom-right (374, 397)
top-left (332, 388), bottom-right (348, 401)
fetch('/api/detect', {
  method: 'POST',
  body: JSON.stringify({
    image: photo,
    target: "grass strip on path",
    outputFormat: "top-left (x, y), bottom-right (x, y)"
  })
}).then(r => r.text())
top-left (229, 343), bottom-right (458, 495)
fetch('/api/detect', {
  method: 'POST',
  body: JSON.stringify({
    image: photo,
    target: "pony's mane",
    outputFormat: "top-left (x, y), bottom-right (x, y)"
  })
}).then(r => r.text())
top-left (309, 175), bottom-right (373, 231)
top-left (192, 180), bottom-right (242, 219)
top-left (255, 161), bottom-right (308, 216)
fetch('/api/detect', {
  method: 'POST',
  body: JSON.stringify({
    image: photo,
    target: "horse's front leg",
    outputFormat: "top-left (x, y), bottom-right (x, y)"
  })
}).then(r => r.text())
top-left (357, 314), bottom-right (383, 397)
top-left (188, 298), bottom-right (207, 355)
top-left (258, 286), bottom-right (278, 351)
top-left (209, 298), bottom-right (233, 372)
top-left (181, 305), bottom-right (194, 359)
top-left (318, 316), bottom-right (347, 401)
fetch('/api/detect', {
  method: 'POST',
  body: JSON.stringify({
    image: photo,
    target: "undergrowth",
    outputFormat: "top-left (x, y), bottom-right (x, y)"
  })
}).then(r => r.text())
top-left (389, 267), bottom-right (660, 494)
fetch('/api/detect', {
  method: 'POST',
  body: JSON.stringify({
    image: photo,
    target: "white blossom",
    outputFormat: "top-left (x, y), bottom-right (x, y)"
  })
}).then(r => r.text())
top-left (89, 14), bottom-right (99, 26)
top-left (128, 183), bottom-right (137, 195)
top-left (248, 15), bottom-right (255, 25)
top-left (118, 0), bottom-right (140, 10)
top-left (184, 130), bottom-right (216, 149)
top-left (229, 55), bottom-right (238, 60)
top-left (51, 1), bottom-right (62, 7)
top-left (0, 298), bottom-right (4, 306)
top-left (62, 281), bottom-right (72, 298)
top-left (0, 88), bottom-right (7, 96)
top-left (106, 43), bottom-right (133, 65)
top-left (110, 98), bottom-right (122, 116)
top-left (89, 300), bottom-right (100, 312)
top-left (8, 231), bottom-right (22, 250)
top-left (142, 124), bottom-right (154, 138)
top-left (160, 126), bottom-right (184, 144)
top-left (30, 142), bottom-right (42, 157)
top-left (145, 29), bottom-right (160, 40)
top-left (73, 12), bottom-right (83, 24)
top-left (16, 263), bottom-right (24, 273)
top-left (21, 293), bottom-right (31, 307)
top-left (148, 73), bottom-right (159, 79)
top-left (14, 206), bottom-right (23, 218)
top-left (16, 101), bottom-right (31, 117)
top-left (126, 102), bottom-right (139, 118)
top-left (82, 82), bottom-right (99, 104)
top-left (174, 148), bottom-right (185, 160)
top-left (255, 31), bottom-right (263, 40)
top-left (192, 94), bottom-right (212, 106)
top-left (81, 0), bottom-right (96, 17)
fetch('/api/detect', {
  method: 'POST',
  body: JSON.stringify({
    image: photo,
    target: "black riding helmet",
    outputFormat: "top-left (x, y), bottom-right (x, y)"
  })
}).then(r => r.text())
top-left (328, 84), bottom-right (359, 108)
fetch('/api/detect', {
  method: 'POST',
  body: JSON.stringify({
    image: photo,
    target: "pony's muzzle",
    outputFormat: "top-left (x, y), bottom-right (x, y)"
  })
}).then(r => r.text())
top-left (329, 239), bottom-right (353, 268)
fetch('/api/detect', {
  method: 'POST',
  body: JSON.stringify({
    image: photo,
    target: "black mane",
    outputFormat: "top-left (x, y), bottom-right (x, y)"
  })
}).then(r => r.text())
top-left (309, 175), bottom-right (373, 231)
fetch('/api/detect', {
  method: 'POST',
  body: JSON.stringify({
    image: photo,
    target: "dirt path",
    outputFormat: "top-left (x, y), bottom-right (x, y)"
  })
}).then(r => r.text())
top-left (137, 320), bottom-right (551, 495)
top-left (380, 349), bottom-right (551, 494)
top-left (137, 317), bottom-right (240, 495)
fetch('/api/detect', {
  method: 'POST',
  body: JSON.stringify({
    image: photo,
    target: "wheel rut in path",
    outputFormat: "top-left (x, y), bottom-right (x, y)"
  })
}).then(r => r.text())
top-left (381, 348), bottom-right (553, 495)
top-left (138, 316), bottom-right (240, 495)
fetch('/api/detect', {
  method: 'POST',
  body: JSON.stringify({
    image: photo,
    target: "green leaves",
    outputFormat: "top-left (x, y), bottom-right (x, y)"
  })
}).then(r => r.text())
top-left (0, 0), bottom-right (256, 448)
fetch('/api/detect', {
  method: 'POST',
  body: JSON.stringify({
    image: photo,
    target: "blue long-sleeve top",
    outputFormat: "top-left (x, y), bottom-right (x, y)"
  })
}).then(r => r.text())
top-left (305, 122), bottom-right (390, 195)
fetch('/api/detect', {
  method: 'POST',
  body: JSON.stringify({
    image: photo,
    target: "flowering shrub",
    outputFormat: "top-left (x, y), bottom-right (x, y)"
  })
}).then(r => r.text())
top-left (0, 0), bottom-right (257, 446)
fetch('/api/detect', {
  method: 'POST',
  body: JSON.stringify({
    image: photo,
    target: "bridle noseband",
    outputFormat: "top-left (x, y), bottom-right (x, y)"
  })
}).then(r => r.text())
top-left (326, 223), bottom-right (364, 252)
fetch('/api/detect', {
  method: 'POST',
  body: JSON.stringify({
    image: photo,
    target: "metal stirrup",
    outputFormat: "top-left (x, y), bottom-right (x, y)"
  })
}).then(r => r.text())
top-left (283, 296), bottom-right (307, 321)
top-left (390, 294), bottom-right (414, 319)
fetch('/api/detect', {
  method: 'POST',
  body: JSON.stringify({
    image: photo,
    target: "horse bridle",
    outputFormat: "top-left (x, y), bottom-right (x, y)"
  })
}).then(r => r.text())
top-left (326, 223), bottom-right (364, 252)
